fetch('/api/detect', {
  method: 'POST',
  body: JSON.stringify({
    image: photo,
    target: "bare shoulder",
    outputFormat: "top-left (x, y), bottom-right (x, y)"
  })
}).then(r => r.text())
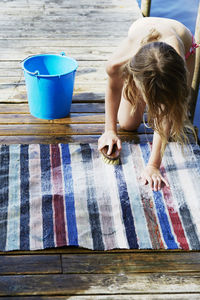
top-left (128, 17), bottom-right (191, 40)
top-left (106, 36), bottom-right (136, 77)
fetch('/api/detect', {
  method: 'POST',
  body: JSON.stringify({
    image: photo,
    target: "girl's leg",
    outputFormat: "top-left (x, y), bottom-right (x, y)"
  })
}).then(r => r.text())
top-left (118, 96), bottom-right (146, 131)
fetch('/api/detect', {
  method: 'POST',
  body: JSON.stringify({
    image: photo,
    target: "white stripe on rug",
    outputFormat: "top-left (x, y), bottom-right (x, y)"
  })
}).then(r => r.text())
top-left (6, 144), bottom-right (21, 251)
top-left (103, 159), bottom-right (129, 249)
top-left (29, 144), bottom-right (43, 250)
top-left (91, 144), bottom-right (117, 250)
top-left (69, 144), bottom-right (93, 249)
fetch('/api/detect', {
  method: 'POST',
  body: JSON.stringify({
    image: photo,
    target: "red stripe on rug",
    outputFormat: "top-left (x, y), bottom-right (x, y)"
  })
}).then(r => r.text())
top-left (148, 142), bottom-right (189, 250)
top-left (160, 164), bottom-right (189, 250)
top-left (50, 144), bottom-right (67, 247)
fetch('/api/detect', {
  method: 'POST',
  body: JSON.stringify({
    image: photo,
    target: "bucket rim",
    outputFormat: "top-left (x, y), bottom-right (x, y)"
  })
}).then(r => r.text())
top-left (21, 53), bottom-right (78, 78)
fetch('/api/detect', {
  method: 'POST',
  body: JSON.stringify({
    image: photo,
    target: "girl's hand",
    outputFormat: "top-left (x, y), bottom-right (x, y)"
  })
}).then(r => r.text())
top-left (98, 130), bottom-right (122, 156)
top-left (141, 165), bottom-right (169, 191)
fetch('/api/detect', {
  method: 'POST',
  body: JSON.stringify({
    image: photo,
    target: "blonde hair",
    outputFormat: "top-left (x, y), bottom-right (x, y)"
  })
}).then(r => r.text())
top-left (123, 40), bottom-right (196, 154)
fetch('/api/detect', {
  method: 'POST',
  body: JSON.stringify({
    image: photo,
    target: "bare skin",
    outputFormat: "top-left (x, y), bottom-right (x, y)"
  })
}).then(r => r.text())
top-left (98, 17), bottom-right (195, 191)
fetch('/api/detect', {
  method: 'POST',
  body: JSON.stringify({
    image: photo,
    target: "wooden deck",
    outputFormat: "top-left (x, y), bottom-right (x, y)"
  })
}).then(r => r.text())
top-left (0, 0), bottom-right (200, 298)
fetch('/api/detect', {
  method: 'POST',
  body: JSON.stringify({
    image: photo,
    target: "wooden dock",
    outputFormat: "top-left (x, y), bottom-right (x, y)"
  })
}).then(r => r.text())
top-left (0, 0), bottom-right (200, 298)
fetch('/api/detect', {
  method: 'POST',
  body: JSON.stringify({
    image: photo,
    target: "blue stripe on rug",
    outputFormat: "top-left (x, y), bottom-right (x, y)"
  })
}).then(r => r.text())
top-left (20, 145), bottom-right (30, 250)
top-left (40, 144), bottom-right (55, 249)
top-left (121, 143), bottom-right (152, 249)
top-left (80, 143), bottom-right (104, 250)
top-left (140, 143), bottom-right (178, 249)
top-left (114, 163), bottom-right (139, 249)
top-left (61, 144), bottom-right (78, 247)
top-left (191, 144), bottom-right (200, 176)
top-left (187, 144), bottom-right (200, 179)
top-left (0, 145), bottom-right (9, 251)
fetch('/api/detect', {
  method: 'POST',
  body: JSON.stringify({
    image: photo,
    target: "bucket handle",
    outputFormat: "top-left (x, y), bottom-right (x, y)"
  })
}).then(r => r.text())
top-left (25, 70), bottom-right (40, 76)
top-left (21, 53), bottom-right (67, 76)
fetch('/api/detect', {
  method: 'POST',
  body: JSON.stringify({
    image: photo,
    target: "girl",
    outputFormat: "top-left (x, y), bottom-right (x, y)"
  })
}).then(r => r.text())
top-left (98, 17), bottom-right (198, 191)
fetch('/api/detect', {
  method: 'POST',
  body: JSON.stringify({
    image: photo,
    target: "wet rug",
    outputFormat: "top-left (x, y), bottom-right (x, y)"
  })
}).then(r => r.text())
top-left (0, 142), bottom-right (200, 251)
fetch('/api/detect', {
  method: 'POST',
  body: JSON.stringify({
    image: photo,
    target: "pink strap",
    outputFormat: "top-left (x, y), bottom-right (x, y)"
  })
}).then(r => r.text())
top-left (185, 36), bottom-right (200, 60)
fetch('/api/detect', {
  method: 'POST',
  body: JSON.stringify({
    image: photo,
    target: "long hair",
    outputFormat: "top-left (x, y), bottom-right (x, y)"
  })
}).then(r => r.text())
top-left (123, 40), bottom-right (196, 154)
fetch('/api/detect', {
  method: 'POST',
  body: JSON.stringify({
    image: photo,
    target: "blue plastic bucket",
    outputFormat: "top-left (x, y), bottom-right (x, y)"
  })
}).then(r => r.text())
top-left (22, 52), bottom-right (78, 119)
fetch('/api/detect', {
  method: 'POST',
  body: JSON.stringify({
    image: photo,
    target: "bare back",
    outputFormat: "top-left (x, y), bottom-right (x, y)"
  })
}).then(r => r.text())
top-left (108, 17), bottom-right (194, 85)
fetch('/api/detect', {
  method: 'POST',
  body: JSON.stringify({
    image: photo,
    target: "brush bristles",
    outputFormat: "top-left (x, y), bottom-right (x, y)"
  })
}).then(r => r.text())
top-left (101, 154), bottom-right (120, 165)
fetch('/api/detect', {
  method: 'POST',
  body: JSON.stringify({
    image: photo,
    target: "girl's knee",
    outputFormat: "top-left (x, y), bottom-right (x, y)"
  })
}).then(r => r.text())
top-left (118, 119), bottom-right (140, 131)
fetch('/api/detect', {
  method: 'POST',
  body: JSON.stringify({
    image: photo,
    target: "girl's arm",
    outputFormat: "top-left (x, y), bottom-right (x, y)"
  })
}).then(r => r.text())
top-left (104, 75), bottom-right (123, 133)
top-left (98, 36), bottom-right (135, 155)
top-left (142, 119), bottom-right (170, 191)
top-left (98, 73), bottom-right (123, 155)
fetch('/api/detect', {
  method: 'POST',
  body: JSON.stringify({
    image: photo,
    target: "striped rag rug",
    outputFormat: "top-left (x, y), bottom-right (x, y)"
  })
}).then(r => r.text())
top-left (0, 142), bottom-right (200, 252)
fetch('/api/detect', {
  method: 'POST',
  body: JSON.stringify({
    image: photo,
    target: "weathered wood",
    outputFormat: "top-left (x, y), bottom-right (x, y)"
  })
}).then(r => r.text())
top-left (2, 252), bottom-right (199, 276)
top-left (0, 38), bottom-right (122, 48)
top-left (0, 273), bottom-right (200, 296)
top-left (0, 255), bottom-right (61, 275)
top-left (0, 103), bottom-right (105, 113)
top-left (0, 86), bottom-right (107, 102)
top-left (0, 135), bottom-right (101, 144)
top-left (5, 295), bottom-right (200, 300)
top-left (0, 93), bottom-right (106, 104)
top-left (0, 77), bottom-right (107, 85)
top-left (62, 252), bottom-right (200, 274)
top-left (141, 0), bottom-right (151, 17)
top-left (0, 123), bottom-right (152, 136)
top-left (0, 64), bottom-right (106, 78)
top-left (0, 79), bottom-right (107, 86)
top-left (0, 47), bottom-right (115, 61)
top-left (0, 134), bottom-right (153, 144)
top-left (0, 113), bottom-right (105, 124)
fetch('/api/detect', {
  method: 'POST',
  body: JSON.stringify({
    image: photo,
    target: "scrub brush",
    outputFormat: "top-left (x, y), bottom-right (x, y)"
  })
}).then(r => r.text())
top-left (101, 144), bottom-right (120, 165)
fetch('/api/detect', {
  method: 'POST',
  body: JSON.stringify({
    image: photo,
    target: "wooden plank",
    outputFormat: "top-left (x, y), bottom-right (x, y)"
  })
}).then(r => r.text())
top-left (0, 77), bottom-right (107, 85)
top-left (0, 32), bottom-right (130, 39)
top-left (1, 2), bottom-right (139, 11)
top-left (0, 113), bottom-right (105, 124)
top-left (0, 60), bottom-right (106, 68)
top-left (0, 93), bottom-right (105, 104)
top-left (6, 295), bottom-right (200, 300)
top-left (0, 124), bottom-right (152, 136)
top-left (0, 95), bottom-right (105, 104)
top-left (0, 85), bottom-right (107, 102)
top-left (1, 0), bottom-right (140, 10)
top-left (0, 18), bottom-right (133, 27)
top-left (2, 252), bottom-right (199, 276)
top-left (0, 69), bottom-right (107, 81)
top-left (0, 273), bottom-right (200, 296)
top-left (0, 134), bottom-right (153, 144)
top-left (0, 10), bottom-right (136, 17)
top-left (0, 64), bottom-right (106, 79)
top-left (62, 252), bottom-right (200, 274)
top-left (0, 103), bottom-right (105, 113)
top-left (0, 47), bottom-right (114, 61)
top-left (0, 38), bottom-right (123, 48)
top-left (0, 135), bottom-right (101, 144)
top-left (0, 255), bottom-right (61, 275)
top-left (0, 20), bottom-right (137, 39)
